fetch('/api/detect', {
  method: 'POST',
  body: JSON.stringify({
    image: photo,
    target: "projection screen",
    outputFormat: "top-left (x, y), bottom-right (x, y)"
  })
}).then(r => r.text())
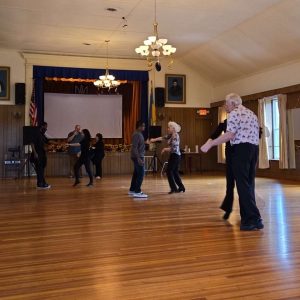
top-left (44, 93), bottom-right (122, 138)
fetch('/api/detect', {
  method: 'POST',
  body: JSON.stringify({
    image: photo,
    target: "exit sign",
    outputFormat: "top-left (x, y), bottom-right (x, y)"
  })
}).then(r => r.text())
top-left (197, 108), bottom-right (210, 116)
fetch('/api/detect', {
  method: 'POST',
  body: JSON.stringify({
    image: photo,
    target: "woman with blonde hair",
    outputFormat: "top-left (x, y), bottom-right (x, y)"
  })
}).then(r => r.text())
top-left (150, 121), bottom-right (185, 194)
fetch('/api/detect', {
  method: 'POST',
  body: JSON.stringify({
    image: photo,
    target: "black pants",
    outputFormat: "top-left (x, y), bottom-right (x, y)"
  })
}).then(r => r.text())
top-left (130, 158), bottom-right (144, 193)
top-left (33, 153), bottom-right (47, 187)
top-left (220, 149), bottom-right (235, 213)
top-left (167, 153), bottom-right (184, 191)
top-left (231, 143), bottom-right (261, 225)
top-left (74, 155), bottom-right (93, 183)
top-left (94, 158), bottom-right (103, 177)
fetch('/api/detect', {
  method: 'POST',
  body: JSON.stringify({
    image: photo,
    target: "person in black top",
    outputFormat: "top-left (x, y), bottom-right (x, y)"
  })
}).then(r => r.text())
top-left (209, 119), bottom-right (234, 220)
top-left (69, 129), bottom-right (93, 187)
top-left (30, 121), bottom-right (51, 189)
top-left (92, 133), bottom-right (105, 179)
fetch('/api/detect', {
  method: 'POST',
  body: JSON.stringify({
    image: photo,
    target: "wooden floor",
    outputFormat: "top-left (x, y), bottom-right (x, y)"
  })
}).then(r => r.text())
top-left (0, 174), bottom-right (300, 300)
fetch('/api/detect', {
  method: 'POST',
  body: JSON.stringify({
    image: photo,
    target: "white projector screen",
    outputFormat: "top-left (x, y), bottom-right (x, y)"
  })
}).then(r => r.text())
top-left (44, 93), bottom-right (122, 138)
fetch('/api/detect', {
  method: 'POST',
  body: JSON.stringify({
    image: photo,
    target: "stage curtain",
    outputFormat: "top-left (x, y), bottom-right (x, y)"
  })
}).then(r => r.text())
top-left (123, 81), bottom-right (141, 145)
top-left (33, 66), bottom-right (149, 138)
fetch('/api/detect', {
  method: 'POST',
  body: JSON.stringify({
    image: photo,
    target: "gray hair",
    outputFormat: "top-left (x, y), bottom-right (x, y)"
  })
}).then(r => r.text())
top-left (168, 121), bottom-right (181, 133)
top-left (225, 93), bottom-right (242, 106)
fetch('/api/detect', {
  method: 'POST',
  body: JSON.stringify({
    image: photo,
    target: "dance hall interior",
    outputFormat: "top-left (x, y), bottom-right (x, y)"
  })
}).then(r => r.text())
top-left (1, 1), bottom-right (300, 299)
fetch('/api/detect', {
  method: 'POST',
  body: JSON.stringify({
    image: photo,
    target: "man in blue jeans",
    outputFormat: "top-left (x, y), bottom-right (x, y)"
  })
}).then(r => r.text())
top-left (129, 120), bottom-right (148, 198)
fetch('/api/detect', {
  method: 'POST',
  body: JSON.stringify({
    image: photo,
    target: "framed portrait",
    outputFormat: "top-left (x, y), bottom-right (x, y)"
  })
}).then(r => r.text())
top-left (0, 67), bottom-right (10, 101)
top-left (165, 74), bottom-right (186, 104)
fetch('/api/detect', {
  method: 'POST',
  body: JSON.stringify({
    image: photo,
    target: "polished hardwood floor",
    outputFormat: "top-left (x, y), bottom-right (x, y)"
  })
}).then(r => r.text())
top-left (0, 174), bottom-right (300, 300)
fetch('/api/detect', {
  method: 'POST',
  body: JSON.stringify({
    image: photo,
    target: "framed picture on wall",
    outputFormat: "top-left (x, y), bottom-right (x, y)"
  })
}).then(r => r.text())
top-left (0, 67), bottom-right (10, 101)
top-left (165, 74), bottom-right (186, 104)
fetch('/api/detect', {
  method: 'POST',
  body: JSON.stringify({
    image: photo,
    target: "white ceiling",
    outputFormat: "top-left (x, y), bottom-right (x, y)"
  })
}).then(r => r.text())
top-left (0, 0), bottom-right (300, 84)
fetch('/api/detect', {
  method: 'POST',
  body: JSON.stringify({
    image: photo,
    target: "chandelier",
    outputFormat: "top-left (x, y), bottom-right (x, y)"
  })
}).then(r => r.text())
top-left (94, 40), bottom-right (120, 90)
top-left (135, 0), bottom-right (176, 71)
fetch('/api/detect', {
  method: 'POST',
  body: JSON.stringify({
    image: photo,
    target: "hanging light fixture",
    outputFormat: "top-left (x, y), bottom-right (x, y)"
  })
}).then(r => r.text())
top-left (94, 40), bottom-right (120, 90)
top-left (135, 0), bottom-right (176, 71)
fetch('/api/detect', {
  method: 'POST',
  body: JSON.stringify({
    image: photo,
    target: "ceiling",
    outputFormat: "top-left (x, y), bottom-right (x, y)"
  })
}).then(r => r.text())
top-left (0, 0), bottom-right (300, 84)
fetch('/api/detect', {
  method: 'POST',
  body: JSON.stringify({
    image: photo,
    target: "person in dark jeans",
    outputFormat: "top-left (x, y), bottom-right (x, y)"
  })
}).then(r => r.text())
top-left (67, 124), bottom-right (83, 178)
top-left (69, 129), bottom-right (93, 187)
top-left (30, 122), bottom-right (51, 189)
top-left (92, 133), bottom-right (105, 179)
top-left (151, 121), bottom-right (185, 194)
top-left (129, 121), bottom-right (147, 198)
top-left (208, 119), bottom-right (234, 220)
top-left (201, 93), bottom-right (263, 231)
top-left (207, 118), bottom-right (263, 220)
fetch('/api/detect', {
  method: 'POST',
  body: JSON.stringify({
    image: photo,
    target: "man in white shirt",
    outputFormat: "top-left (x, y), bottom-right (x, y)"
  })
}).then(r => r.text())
top-left (201, 93), bottom-right (263, 231)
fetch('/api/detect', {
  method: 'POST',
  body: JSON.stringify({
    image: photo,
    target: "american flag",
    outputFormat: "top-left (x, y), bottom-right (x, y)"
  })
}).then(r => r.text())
top-left (29, 80), bottom-right (38, 126)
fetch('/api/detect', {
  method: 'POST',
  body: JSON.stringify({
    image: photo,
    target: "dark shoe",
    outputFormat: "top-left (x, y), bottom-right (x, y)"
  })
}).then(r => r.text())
top-left (86, 182), bottom-right (93, 187)
top-left (240, 219), bottom-right (264, 231)
top-left (73, 180), bottom-right (80, 187)
top-left (178, 186), bottom-right (185, 193)
top-left (168, 190), bottom-right (178, 194)
top-left (256, 219), bottom-right (264, 229)
top-left (223, 211), bottom-right (231, 220)
top-left (240, 224), bottom-right (257, 231)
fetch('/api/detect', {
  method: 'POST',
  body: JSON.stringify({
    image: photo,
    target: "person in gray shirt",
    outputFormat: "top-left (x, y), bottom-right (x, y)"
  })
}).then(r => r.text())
top-left (129, 120), bottom-right (148, 198)
top-left (67, 125), bottom-right (83, 178)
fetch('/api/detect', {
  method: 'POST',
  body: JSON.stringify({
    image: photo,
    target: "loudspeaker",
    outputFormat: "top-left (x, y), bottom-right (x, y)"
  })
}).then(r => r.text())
top-left (15, 83), bottom-right (25, 105)
top-left (149, 125), bottom-right (162, 138)
top-left (155, 87), bottom-right (165, 107)
top-left (23, 126), bottom-right (39, 145)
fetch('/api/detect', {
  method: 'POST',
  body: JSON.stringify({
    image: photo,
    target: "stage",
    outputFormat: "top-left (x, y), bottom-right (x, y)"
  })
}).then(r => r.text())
top-left (0, 174), bottom-right (299, 299)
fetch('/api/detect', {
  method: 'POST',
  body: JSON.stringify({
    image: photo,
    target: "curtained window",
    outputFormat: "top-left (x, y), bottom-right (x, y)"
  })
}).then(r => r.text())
top-left (265, 96), bottom-right (280, 160)
top-left (217, 106), bottom-right (227, 164)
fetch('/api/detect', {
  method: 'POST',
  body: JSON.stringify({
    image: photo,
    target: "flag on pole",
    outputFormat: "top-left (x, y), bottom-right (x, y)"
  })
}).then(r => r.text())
top-left (149, 81), bottom-right (156, 125)
top-left (29, 80), bottom-right (38, 126)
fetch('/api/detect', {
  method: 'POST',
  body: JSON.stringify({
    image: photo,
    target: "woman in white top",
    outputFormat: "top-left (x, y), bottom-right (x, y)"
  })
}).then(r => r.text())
top-left (151, 121), bottom-right (185, 194)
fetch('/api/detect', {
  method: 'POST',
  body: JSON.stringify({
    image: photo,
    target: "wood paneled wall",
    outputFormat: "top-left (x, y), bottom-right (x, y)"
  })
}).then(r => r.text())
top-left (156, 107), bottom-right (220, 171)
top-left (45, 152), bottom-right (133, 176)
top-left (0, 105), bottom-right (25, 178)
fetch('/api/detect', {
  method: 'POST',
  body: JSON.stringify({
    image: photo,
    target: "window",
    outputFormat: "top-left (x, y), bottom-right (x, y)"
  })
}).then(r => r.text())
top-left (265, 96), bottom-right (280, 160)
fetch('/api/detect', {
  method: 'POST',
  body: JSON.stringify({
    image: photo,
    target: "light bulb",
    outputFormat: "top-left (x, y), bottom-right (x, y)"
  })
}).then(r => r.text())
top-left (158, 38), bottom-right (168, 45)
top-left (148, 36), bottom-right (156, 43)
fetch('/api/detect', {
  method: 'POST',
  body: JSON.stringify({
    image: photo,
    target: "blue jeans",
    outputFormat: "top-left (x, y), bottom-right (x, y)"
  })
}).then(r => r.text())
top-left (130, 158), bottom-right (145, 193)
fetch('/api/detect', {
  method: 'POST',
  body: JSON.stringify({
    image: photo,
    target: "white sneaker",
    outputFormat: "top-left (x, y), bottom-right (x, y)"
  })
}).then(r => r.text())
top-left (37, 184), bottom-right (51, 190)
top-left (133, 192), bottom-right (148, 198)
top-left (96, 176), bottom-right (101, 180)
top-left (128, 191), bottom-right (135, 196)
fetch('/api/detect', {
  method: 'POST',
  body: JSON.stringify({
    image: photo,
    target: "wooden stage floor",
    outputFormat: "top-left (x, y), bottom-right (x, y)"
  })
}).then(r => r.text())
top-left (0, 174), bottom-right (300, 300)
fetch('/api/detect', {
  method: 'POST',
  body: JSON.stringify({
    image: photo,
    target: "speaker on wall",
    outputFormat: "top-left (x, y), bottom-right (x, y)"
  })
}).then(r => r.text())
top-left (155, 87), bottom-right (165, 107)
top-left (149, 125), bottom-right (162, 138)
top-left (15, 83), bottom-right (25, 105)
top-left (23, 126), bottom-right (39, 145)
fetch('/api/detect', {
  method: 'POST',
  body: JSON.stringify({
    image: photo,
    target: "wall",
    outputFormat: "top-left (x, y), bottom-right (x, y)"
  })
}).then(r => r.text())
top-left (213, 59), bottom-right (300, 101)
top-left (156, 107), bottom-right (219, 172)
top-left (151, 60), bottom-right (213, 108)
top-left (0, 105), bottom-right (25, 178)
top-left (22, 52), bottom-right (213, 125)
top-left (292, 108), bottom-right (300, 140)
top-left (0, 49), bottom-right (25, 105)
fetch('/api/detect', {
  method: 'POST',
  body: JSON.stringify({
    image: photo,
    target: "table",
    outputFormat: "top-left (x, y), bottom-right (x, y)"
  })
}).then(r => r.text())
top-left (182, 152), bottom-right (202, 174)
